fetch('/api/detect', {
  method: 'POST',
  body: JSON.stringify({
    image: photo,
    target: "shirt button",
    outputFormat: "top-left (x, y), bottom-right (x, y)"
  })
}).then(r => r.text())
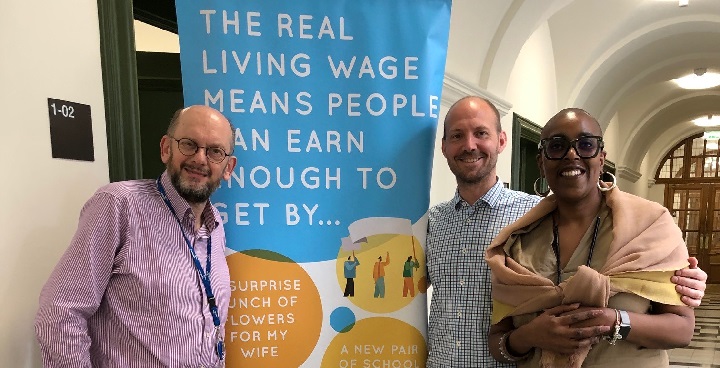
top-left (462, 248), bottom-right (468, 254)
top-left (456, 341), bottom-right (461, 347)
top-left (459, 280), bottom-right (465, 286)
top-left (457, 311), bottom-right (462, 318)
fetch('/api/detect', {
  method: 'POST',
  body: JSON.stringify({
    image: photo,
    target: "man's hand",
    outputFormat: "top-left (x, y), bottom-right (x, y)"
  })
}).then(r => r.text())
top-left (671, 257), bottom-right (707, 307)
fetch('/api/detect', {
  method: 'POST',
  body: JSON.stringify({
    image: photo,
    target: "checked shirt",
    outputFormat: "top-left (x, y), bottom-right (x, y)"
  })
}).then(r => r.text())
top-left (426, 179), bottom-right (540, 368)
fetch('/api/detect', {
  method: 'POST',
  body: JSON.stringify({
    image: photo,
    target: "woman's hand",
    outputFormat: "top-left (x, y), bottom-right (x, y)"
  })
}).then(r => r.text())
top-left (511, 303), bottom-right (611, 355)
top-left (567, 306), bottom-right (616, 331)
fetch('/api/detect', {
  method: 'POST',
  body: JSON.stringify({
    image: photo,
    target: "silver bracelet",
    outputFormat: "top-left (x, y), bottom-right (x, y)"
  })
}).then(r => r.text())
top-left (604, 309), bottom-right (622, 345)
top-left (499, 330), bottom-right (531, 362)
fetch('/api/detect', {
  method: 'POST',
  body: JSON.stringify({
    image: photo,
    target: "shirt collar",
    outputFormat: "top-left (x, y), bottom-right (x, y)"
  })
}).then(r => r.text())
top-left (453, 177), bottom-right (507, 210)
top-left (160, 171), bottom-right (219, 231)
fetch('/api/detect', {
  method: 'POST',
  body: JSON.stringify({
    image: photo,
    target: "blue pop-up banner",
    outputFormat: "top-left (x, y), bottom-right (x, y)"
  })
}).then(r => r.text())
top-left (177, 1), bottom-right (451, 366)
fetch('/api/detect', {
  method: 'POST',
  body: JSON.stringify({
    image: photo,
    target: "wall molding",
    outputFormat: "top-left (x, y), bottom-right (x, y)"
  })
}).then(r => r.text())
top-left (617, 166), bottom-right (642, 183)
top-left (442, 74), bottom-right (513, 117)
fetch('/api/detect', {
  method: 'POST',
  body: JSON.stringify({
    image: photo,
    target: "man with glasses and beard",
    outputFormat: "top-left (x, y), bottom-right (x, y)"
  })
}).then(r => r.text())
top-left (425, 96), bottom-right (708, 368)
top-left (35, 105), bottom-right (237, 368)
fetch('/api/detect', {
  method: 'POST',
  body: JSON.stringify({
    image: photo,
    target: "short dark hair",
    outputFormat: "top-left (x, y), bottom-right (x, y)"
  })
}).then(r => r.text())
top-left (442, 96), bottom-right (501, 139)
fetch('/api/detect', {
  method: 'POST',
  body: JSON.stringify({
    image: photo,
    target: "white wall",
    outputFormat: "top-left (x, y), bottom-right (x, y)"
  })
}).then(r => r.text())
top-left (605, 114), bottom-right (629, 193)
top-left (636, 156), bottom-right (650, 198)
top-left (505, 22), bottom-right (558, 127)
top-left (648, 183), bottom-right (666, 206)
top-left (603, 114), bottom-right (619, 165)
top-left (501, 21), bottom-right (558, 182)
top-left (429, 104), bottom-right (456, 206)
top-left (0, 1), bottom-right (109, 366)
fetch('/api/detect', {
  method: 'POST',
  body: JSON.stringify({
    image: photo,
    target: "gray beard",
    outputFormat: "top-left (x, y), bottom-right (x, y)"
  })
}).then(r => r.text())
top-left (169, 166), bottom-right (218, 204)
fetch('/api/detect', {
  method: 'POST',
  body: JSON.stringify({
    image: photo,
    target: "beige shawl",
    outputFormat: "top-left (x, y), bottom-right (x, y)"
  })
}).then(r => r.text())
top-left (486, 188), bottom-right (688, 367)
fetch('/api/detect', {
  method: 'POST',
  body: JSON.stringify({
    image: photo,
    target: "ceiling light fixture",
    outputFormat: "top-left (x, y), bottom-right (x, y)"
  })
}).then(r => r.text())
top-left (673, 68), bottom-right (720, 89)
top-left (695, 115), bottom-right (720, 127)
top-left (679, 0), bottom-right (689, 7)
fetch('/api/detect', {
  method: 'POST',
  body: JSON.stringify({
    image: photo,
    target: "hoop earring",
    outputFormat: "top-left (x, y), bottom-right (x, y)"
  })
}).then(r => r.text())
top-left (598, 172), bottom-right (617, 192)
top-left (534, 177), bottom-right (550, 197)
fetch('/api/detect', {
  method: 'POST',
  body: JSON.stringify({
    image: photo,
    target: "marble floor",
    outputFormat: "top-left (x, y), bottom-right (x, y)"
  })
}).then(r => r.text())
top-left (669, 285), bottom-right (720, 367)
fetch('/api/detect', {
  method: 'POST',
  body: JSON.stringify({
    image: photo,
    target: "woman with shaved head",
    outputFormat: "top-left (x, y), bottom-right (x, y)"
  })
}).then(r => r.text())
top-left (486, 108), bottom-right (696, 367)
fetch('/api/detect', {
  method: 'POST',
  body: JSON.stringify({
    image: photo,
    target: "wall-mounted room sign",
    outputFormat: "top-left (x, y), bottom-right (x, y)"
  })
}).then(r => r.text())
top-left (47, 98), bottom-right (94, 161)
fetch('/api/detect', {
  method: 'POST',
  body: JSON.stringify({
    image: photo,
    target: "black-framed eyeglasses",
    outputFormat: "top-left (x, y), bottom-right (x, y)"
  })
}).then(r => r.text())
top-left (171, 137), bottom-right (231, 163)
top-left (538, 136), bottom-right (604, 160)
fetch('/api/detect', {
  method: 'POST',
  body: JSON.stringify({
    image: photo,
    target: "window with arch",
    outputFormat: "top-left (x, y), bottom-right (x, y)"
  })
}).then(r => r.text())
top-left (656, 133), bottom-right (720, 182)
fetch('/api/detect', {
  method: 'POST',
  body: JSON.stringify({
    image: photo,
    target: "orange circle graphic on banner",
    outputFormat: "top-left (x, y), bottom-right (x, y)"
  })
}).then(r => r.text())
top-left (225, 250), bottom-right (322, 367)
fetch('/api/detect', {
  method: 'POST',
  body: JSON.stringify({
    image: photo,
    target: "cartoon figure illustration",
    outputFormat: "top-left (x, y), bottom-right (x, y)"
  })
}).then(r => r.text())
top-left (343, 251), bottom-right (360, 297)
top-left (373, 252), bottom-right (390, 298)
top-left (402, 255), bottom-right (420, 297)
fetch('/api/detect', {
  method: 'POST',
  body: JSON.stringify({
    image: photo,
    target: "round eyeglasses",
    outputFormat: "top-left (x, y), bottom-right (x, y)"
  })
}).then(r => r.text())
top-left (171, 137), bottom-right (231, 163)
top-left (538, 136), bottom-right (604, 160)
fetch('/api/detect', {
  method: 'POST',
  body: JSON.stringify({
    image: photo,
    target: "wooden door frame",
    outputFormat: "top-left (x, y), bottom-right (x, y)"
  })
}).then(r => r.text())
top-left (97, 0), bottom-right (143, 182)
top-left (665, 183), bottom-right (712, 272)
top-left (98, 0), bottom-right (179, 182)
top-left (510, 113), bottom-right (542, 191)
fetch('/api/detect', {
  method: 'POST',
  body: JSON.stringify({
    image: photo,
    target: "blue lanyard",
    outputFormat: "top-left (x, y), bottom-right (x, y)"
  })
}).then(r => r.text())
top-left (156, 178), bottom-right (224, 360)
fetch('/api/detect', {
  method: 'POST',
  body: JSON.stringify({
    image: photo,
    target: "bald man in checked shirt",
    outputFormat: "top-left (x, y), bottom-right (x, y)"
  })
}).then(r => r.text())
top-left (35, 106), bottom-right (237, 367)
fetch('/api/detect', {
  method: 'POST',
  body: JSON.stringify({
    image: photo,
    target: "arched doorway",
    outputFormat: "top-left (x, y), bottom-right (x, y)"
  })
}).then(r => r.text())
top-left (656, 133), bottom-right (720, 283)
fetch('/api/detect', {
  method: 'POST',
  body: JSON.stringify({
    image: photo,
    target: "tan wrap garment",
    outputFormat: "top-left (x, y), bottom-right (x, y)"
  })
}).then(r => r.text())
top-left (486, 188), bottom-right (689, 367)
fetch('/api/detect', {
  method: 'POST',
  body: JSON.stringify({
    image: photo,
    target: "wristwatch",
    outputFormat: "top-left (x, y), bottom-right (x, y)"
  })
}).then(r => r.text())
top-left (618, 310), bottom-right (631, 340)
top-left (605, 309), bottom-right (631, 345)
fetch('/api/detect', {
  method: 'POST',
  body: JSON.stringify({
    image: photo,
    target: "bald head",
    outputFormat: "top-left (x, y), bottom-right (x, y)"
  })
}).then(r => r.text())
top-left (167, 105), bottom-right (236, 151)
top-left (542, 108), bottom-right (602, 138)
top-left (443, 96), bottom-right (501, 139)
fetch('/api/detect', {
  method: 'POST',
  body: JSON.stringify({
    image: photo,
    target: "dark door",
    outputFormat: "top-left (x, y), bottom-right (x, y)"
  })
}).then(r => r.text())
top-left (136, 51), bottom-right (184, 179)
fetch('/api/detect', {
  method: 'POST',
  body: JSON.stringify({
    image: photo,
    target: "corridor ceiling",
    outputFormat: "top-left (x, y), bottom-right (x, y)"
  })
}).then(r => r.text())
top-left (446, 0), bottom-right (720, 175)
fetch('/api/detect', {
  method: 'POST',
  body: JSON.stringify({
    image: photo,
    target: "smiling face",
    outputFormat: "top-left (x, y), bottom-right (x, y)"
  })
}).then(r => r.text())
top-left (538, 109), bottom-right (605, 203)
top-left (160, 106), bottom-right (237, 204)
top-left (441, 97), bottom-right (507, 187)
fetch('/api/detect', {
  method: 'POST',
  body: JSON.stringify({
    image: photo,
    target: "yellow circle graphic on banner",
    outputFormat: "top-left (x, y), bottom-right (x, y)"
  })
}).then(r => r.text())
top-left (321, 317), bottom-right (427, 368)
top-left (226, 251), bottom-right (322, 367)
top-left (337, 234), bottom-right (426, 313)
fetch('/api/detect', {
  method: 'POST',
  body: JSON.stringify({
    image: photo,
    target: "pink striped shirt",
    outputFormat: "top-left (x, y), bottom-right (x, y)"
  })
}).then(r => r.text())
top-left (35, 172), bottom-right (230, 367)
